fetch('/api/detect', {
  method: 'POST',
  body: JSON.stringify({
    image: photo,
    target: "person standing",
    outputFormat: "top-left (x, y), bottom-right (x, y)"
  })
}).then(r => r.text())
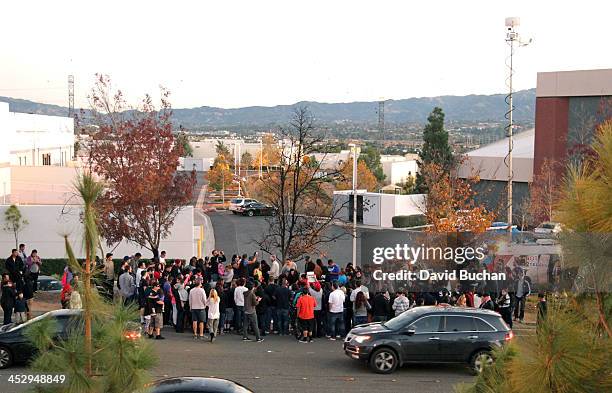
top-left (1, 274), bottom-right (16, 325)
top-left (25, 250), bottom-right (42, 293)
top-left (479, 293), bottom-right (495, 311)
top-left (243, 282), bottom-right (264, 342)
top-left (234, 278), bottom-right (248, 334)
top-left (309, 281), bottom-right (324, 337)
top-left (371, 290), bottom-right (391, 322)
top-left (537, 292), bottom-right (547, 326)
top-left (269, 255), bottom-right (280, 282)
top-left (326, 259), bottom-right (340, 282)
top-left (391, 290), bottom-right (410, 316)
top-left (296, 287), bottom-right (316, 343)
top-left (352, 291), bottom-right (371, 326)
top-left (5, 249), bottom-right (25, 291)
top-left (274, 279), bottom-right (291, 335)
top-left (280, 258), bottom-right (298, 277)
top-left (513, 270), bottom-right (531, 323)
top-left (17, 244), bottom-right (27, 264)
top-left (13, 292), bottom-right (27, 324)
top-left (189, 278), bottom-right (207, 340)
top-left (69, 278), bottom-right (82, 309)
top-left (327, 281), bottom-right (345, 340)
top-left (103, 253), bottom-right (115, 300)
top-left (119, 265), bottom-right (136, 304)
top-left (497, 288), bottom-right (512, 328)
top-left (206, 288), bottom-right (221, 342)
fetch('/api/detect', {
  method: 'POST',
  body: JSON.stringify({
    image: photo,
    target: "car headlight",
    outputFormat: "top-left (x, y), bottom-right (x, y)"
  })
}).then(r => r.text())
top-left (354, 335), bottom-right (371, 344)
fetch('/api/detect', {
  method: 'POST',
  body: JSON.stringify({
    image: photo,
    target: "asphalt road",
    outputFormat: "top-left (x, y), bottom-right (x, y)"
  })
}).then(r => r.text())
top-left (208, 210), bottom-right (358, 264)
top-left (1, 329), bottom-right (474, 393)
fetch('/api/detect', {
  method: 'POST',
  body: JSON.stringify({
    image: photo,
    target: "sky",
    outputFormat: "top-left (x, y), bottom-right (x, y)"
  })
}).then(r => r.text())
top-left (1, 0), bottom-right (610, 109)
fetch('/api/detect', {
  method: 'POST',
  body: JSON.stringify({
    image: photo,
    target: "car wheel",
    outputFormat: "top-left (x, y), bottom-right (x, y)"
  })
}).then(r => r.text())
top-left (470, 350), bottom-right (493, 375)
top-left (0, 346), bottom-right (13, 369)
top-left (369, 347), bottom-right (398, 374)
top-left (247, 210), bottom-right (254, 217)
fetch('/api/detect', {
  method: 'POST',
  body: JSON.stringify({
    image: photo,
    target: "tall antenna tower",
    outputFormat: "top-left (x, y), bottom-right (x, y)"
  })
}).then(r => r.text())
top-left (378, 98), bottom-right (385, 140)
top-left (68, 75), bottom-right (75, 118)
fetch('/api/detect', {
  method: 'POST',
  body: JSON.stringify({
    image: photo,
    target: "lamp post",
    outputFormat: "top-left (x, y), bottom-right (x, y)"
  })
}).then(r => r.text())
top-left (348, 143), bottom-right (360, 267)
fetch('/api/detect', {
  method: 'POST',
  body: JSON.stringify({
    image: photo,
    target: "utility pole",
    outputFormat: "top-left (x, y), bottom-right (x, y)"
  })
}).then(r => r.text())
top-left (504, 17), bottom-right (530, 232)
top-left (348, 143), bottom-right (360, 267)
top-left (68, 75), bottom-right (74, 118)
top-left (378, 99), bottom-right (385, 141)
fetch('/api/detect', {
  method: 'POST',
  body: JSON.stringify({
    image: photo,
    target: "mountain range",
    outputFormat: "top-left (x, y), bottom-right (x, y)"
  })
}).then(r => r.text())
top-left (0, 89), bottom-right (535, 127)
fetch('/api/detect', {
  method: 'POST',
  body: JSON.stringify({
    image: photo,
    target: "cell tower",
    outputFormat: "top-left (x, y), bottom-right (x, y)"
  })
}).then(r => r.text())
top-left (68, 75), bottom-right (75, 118)
top-left (378, 98), bottom-right (385, 140)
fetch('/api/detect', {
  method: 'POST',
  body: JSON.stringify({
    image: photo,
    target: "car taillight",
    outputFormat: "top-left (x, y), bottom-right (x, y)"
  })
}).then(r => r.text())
top-left (505, 331), bottom-right (514, 341)
top-left (125, 331), bottom-right (141, 340)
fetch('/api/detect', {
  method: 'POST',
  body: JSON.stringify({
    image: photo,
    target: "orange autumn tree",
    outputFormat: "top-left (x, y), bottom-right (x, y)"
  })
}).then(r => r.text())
top-left (336, 157), bottom-right (378, 192)
top-left (421, 162), bottom-right (494, 233)
top-left (85, 75), bottom-right (196, 259)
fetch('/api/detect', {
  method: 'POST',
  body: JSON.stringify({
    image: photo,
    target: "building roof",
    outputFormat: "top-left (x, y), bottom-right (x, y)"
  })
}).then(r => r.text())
top-left (537, 68), bottom-right (612, 97)
top-left (458, 129), bottom-right (534, 183)
top-left (466, 128), bottom-right (534, 159)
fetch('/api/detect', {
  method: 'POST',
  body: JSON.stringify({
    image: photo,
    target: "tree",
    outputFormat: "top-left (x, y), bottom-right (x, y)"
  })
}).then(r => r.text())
top-left (207, 156), bottom-right (234, 203)
top-left (557, 120), bottom-right (612, 337)
top-left (415, 107), bottom-right (454, 193)
top-left (336, 158), bottom-right (378, 192)
top-left (421, 162), bottom-right (495, 233)
top-left (176, 131), bottom-right (193, 157)
top-left (397, 175), bottom-right (416, 194)
top-left (529, 158), bottom-right (561, 223)
top-left (254, 107), bottom-right (347, 262)
top-left (241, 151), bottom-right (253, 169)
top-left (84, 75), bottom-right (197, 259)
top-left (25, 173), bottom-right (157, 393)
top-left (215, 140), bottom-right (231, 163)
top-left (3, 204), bottom-right (28, 249)
top-left (257, 133), bottom-right (281, 167)
top-left (359, 145), bottom-right (385, 182)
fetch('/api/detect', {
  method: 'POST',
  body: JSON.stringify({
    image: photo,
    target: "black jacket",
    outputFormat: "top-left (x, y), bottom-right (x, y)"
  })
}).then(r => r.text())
top-left (1, 284), bottom-right (16, 308)
top-left (371, 293), bottom-right (391, 317)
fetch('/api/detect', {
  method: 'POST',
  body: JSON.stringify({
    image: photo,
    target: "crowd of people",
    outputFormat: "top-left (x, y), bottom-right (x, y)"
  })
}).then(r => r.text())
top-left (1, 245), bottom-right (547, 338)
top-left (1, 244), bottom-right (41, 325)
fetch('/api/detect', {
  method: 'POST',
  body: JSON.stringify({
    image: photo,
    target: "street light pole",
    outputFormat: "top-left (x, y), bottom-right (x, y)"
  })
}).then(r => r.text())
top-left (348, 143), bottom-right (359, 267)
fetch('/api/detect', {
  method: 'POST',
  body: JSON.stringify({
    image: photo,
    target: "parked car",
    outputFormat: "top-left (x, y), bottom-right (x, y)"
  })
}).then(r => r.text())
top-left (37, 275), bottom-right (63, 292)
top-left (229, 198), bottom-right (258, 214)
top-left (487, 222), bottom-right (519, 233)
top-left (343, 306), bottom-right (513, 375)
top-left (0, 309), bottom-right (141, 369)
top-left (146, 377), bottom-right (253, 393)
top-left (534, 222), bottom-right (562, 237)
top-left (240, 202), bottom-right (277, 217)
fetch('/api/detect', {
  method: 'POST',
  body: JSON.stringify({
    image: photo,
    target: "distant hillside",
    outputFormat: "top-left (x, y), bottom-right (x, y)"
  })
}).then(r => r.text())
top-left (0, 89), bottom-right (535, 127)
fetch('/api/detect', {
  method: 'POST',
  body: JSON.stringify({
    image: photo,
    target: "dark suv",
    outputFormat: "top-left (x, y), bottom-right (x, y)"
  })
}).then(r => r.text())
top-left (343, 306), bottom-right (513, 374)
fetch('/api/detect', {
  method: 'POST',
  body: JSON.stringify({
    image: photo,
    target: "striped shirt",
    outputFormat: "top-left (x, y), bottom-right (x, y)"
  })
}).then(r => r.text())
top-left (392, 295), bottom-right (411, 316)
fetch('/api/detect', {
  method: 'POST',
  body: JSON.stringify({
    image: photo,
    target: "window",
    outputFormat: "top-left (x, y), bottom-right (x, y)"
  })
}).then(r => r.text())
top-left (409, 316), bottom-right (442, 333)
top-left (474, 318), bottom-right (496, 332)
top-left (442, 316), bottom-right (476, 332)
top-left (42, 153), bottom-right (51, 166)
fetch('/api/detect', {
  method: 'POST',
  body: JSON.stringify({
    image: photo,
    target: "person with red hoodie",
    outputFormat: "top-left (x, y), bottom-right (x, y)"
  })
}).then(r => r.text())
top-left (296, 287), bottom-right (316, 343)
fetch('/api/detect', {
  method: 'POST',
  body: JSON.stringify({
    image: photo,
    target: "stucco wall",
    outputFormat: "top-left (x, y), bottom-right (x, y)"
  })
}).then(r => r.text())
top-left (0, 205), bottom-right (196, 260)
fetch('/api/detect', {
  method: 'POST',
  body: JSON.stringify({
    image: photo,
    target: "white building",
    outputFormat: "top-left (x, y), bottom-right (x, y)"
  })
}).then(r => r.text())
top-left (0, 102), bottom-right (75, 202)
top-left (379, 154), bottom-right (419, 185)
top-left (334, 190), bottom-right (426, 228)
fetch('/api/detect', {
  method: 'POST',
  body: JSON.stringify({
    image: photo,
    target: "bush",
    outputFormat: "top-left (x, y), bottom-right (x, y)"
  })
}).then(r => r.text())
top-left (392, 214), bottom-right (427, 228)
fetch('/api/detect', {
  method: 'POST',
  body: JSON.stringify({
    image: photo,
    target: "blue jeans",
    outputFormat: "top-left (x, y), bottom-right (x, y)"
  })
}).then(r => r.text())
top-left (264, 306), bottom-right (276, 332)
top-left (219, 310), bottom-right (226, 332)
top-left (353, 315), bottom-right (368, 326)
top-left (329, 312), bottom-right (345, 337)
top-left (276, 308), bottom-right (289, 335)
top-left (235, 306), bottom-right (244, 333)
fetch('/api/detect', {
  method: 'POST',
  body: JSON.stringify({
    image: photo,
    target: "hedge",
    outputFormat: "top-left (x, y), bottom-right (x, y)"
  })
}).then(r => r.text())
top-left (391, 214), bottom-right (427, 228)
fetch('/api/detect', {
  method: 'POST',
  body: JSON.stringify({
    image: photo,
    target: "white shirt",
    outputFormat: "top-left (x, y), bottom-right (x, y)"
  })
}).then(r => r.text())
top-left (206, 297), bottom-right (220, 319)
top-left (350, 285), bottom-right (370, 302)
top-left (328, 289), bottom-right (345, 313)
top-left (135, 268), bottom-right (144, 287)
top-left (270, 260), bottom-right (280, 279)
top-left (234, 286), bottom-right (248, 307)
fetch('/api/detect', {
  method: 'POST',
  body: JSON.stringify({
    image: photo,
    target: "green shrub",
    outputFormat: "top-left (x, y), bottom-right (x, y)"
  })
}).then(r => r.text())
top-left (392, 214), bottom-right (427, 228)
